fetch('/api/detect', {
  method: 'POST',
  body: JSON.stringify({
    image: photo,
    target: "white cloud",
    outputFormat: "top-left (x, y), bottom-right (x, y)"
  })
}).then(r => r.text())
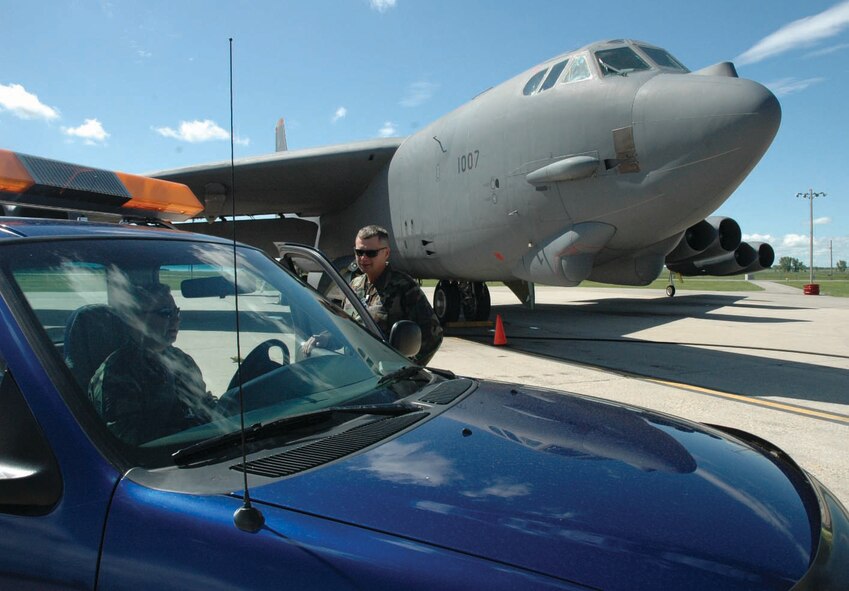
top-left (62, 118), bottom-right (109, 144)
top-left (400, 81), bottom-right (438, 107)
top-left (156, 119), bottom-right (228, 142)
top-left (0, 83), bottom-right (60, 120)
top-left (370, 0), bottom-right (396, 13)
top-left (783, 234), bottom-right (809, 248)
top-left (743, 233), bottom-right (775, 243)
top-left (378, 121), bottom-right (397, 137)
top-left (129, 40), bottom-right (152, 62)
top-left (736, 1), bottom-right (849, 65)
top-left (804, 41), bottom-right (849, 57)
top-left (154, 119), bottom-right (249, 145)
top-left (765, 77), bottom-right (825, 96)
top-left (100, 1), bottom-right (115, 18)
top-left (814, 216), bottom-right (831, 225)
top-left (777, 233), bottom-right (849, 267)
top-left (332, 106), bottom-right (347, 123)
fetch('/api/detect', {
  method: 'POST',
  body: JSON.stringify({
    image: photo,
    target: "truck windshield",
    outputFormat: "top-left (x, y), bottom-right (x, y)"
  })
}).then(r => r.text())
top-left (4, 237), bottom-right (425, 466)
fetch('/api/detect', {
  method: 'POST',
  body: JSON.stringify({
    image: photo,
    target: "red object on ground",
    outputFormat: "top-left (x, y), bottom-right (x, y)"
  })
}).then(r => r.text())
top-left (493, 314), bottom-right (507, 346)
top-left (803, 283), bottom-right (820, 295)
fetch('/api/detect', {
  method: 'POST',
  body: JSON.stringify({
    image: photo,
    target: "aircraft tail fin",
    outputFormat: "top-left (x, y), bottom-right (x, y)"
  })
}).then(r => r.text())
top-left (275, 118), bottom-right (288, 152)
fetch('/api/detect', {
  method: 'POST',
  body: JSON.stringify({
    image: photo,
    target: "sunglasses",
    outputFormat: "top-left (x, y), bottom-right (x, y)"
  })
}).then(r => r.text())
top-left (354, 247), bottom-right (387, 258)
top-left (147, 307), bottom-right (181, 319)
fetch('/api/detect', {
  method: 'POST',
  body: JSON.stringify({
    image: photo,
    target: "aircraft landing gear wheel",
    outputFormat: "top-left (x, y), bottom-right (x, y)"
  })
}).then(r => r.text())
top-left (666, 285), bottom-right (676, 297)
top-left (461, 282), bottom-right (491, 321)
top-left (433, 280), bottom-right (461, 324)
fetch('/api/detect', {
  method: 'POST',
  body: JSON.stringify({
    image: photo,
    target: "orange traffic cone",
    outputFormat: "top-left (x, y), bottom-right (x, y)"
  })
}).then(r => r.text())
top-left (493, 314), bottom-right (507, 346)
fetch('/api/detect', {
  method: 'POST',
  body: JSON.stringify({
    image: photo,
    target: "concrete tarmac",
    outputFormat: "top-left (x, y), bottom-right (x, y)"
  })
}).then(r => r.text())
top-left (427, 283), bottom-right (849, 506)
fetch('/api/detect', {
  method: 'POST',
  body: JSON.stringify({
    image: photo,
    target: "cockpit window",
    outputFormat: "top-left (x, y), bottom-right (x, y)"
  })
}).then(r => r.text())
top-left (523, 68), bottom-right (548, 95)
top-left (540, 60), bottom-right (568, 92)
top-left (563, 55), bottom-right (591, 83)
top-left (595, 47), bottom-right (650, 77)
top-left (638, 45), bottom-right (688, 72)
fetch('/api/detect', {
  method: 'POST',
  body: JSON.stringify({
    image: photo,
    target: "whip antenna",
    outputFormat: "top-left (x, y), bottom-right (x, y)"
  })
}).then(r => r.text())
top-left (227, 37), bottom-right (265, 533)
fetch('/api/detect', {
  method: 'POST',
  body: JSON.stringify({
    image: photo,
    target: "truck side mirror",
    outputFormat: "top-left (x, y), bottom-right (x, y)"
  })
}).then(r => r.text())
top-left (389, 321), bottom-right (421, 358)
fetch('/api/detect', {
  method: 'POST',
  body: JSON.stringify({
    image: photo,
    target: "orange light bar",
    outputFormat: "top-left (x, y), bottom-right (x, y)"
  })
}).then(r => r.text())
top-left (116, 172), bottom-right (204, 219)
top-left (0, 149), bottom-right (35, 194)
top-left (0, 149), bottom-right (204, 222)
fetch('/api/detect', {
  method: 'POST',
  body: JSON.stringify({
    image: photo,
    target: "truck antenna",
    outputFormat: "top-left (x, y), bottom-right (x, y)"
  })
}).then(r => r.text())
top-left (227, 37), bottom-right (265, 534)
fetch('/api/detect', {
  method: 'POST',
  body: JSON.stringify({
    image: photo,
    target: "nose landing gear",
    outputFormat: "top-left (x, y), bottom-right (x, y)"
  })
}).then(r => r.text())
top-left (666, 269), bottom-right (677, 297)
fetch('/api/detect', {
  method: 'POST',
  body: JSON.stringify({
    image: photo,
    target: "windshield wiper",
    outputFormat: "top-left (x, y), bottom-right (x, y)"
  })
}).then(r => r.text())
top-left (377, 365), bottom-right (429, 386)
top-left (172, 401), bottom-right (421, 465)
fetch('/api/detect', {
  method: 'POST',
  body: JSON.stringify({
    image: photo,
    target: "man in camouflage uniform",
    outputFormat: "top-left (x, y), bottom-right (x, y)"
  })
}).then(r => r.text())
top-left (347, 225), bottom-right (443, 365)
top-left (89, 283), bottom-right (217, 445)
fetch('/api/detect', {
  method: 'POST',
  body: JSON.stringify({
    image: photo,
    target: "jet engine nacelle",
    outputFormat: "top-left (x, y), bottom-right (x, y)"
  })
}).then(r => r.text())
top-left (666, 216), bottom-right (740, 266)
top-left (665, 219), bottom-right (717, 263)
top-left (665, 216), bottom-right (749, 275)
top-left (714, 241), bottom-right (775, 276)
top-left (668, 240), bottom-right (774, 276)
top-left (699, 216), bottom-right (742, 258)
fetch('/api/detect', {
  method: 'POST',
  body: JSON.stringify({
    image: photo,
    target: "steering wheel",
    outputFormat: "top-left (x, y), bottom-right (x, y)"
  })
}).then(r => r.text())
top-left (228, 339), bottom-right (290, 391)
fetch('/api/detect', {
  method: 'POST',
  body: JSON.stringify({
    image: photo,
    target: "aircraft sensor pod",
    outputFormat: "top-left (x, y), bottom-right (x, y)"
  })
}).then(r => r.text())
top-left (525, 155), bottom-right (599, 186)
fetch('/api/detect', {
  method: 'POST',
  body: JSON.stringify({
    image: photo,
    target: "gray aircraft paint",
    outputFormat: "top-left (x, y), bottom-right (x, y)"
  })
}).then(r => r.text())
top-left (151, 39), bottom-right (780, 291)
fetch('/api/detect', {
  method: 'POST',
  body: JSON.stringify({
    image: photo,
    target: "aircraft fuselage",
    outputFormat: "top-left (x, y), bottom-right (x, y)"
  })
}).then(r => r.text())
top-left (384, 40), bottom-right (779, 287)
top-left (150, 39), bottom-right (780, 304)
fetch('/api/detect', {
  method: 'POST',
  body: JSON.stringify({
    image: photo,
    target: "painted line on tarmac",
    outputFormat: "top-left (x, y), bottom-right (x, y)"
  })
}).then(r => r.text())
top-left (644, 377), bottom-right (849, 426)
top-left (455, 334), bottom-right (849, 425)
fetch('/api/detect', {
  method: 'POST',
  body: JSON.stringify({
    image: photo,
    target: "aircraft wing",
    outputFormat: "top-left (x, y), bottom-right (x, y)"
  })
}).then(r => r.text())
top-left (149, 137), bottom-right (403, 218)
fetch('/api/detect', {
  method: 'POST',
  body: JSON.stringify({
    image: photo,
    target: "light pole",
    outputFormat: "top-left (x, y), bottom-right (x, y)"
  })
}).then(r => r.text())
top-left (796, 189), bottom-right (826, 285)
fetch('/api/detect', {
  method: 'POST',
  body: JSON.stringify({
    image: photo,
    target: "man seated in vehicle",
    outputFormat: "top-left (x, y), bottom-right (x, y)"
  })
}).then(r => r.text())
top-left (89, 283), bottom-right (218, 445)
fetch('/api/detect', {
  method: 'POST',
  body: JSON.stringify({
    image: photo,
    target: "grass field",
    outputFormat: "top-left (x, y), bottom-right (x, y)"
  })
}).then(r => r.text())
top-left (581, 278), bottom-right (764, 292)
top-left (609, 277), bottom-right (849, 297)
top-left (779, 280), bottom-right (849, 297)
top-left (751, 269), bottom-right (849, 297)
top-left (422, 272), bottom-right (849, 297)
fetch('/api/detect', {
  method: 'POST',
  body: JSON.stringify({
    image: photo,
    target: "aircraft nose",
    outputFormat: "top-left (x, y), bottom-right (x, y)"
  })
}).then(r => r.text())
top-left (632, 73), bottom-right (781, 191)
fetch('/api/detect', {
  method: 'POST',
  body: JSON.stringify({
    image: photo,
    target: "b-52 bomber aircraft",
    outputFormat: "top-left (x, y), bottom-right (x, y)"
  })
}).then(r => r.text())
top-left (152, 39), bottom-right (781, 323)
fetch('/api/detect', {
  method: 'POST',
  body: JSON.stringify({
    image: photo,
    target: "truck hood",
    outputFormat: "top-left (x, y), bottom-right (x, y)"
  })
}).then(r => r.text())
top-left (249, 381), bottom-right (815, 590)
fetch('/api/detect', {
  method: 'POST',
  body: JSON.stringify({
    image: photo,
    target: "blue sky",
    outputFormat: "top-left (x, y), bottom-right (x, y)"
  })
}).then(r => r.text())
top-left (2, 0), bottom-right (847, 267)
